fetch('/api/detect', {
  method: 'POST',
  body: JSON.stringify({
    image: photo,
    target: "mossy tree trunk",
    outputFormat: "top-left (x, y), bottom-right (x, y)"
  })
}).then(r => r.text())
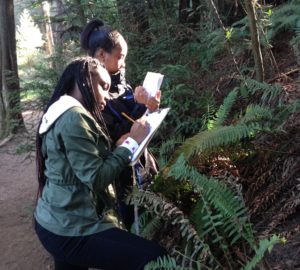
top-left (0, 0), bottom-right (24, 139)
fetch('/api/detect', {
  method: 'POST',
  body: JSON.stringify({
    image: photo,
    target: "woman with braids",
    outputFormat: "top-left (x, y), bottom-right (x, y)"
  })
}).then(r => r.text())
top-left (80, 19), bottom-right (161, 230)
top-left (34, 57), bottom-right (167, 270)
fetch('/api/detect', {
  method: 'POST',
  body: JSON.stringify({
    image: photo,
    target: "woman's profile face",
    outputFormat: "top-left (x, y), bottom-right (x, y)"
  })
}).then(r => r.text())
top-left (102, 34), bottom-right (128, 74)
top-left (92, 66), bottom-right (111, 110)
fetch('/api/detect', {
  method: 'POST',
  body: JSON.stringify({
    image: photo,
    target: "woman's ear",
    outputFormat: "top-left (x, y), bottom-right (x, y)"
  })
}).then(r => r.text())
top-left (95, 48), bottom-right (105, 63)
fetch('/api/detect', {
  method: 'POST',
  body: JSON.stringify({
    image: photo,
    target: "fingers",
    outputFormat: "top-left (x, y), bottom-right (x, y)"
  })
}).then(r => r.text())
top-left (134, 86), bottom-right (149, 104)
top-left (156, 90), bottom-right (161, 99)
top-left (146, 96), bottom-right (160, 110)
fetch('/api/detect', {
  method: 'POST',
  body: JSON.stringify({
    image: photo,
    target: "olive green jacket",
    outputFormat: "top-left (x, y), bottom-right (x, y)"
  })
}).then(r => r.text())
top-left (34, 96), bottom-right (133, 236)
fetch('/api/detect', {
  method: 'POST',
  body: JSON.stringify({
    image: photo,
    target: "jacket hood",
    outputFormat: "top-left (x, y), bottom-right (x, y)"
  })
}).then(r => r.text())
top-left (39, 95), bottom-right (83, 134)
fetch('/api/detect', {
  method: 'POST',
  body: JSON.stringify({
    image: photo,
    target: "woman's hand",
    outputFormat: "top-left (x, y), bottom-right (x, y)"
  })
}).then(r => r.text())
top-left (134, 86), bottom-right (161, 111)
top-left (134, 86), bottom-right (148, 104)
top-left (147, 90), bottom-right (161, 111)
top-left (116, 133), bottom-right (130, 146)
top-left (129, 118), bottom-right (150, 144)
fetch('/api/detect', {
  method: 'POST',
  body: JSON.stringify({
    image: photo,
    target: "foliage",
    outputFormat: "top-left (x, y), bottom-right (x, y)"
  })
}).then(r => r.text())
top-left (20, 54), bottom-right (60, 110)
top-left (244, 235), bottom-right (285, 270)
top-left (207, 89), bottom-right (238, 129)
top-left (168, 156), bottom-right (255, 267)
top-left (155, 135), bottom-right (184, 168)
top-left (266, 2), bottom-right (300, 40)
top-left (16, 9), bottom-right (44, 66)
top-left (144, 255), bottom-right (190, 270)
top-left (146, 76), bottom-right (296, 268)
top-left (127, 189), bottom-right (212, 269)
top-left (137, 211), bottom-right (162, 240)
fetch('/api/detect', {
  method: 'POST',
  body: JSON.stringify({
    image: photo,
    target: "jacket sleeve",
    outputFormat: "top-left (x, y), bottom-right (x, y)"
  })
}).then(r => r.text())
top-left (58, 109), bottom-right (132, 193)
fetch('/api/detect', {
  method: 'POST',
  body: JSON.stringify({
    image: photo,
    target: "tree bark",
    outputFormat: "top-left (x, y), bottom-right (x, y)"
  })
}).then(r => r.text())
top-left (0, 0), bottom-right (24, 138)
top-left (0, 37), bottom-right (5, 137)
top-left (52, 0), bottom-right (65, 48)
top-left (179, 0), bottom-right (189, 23)
top-left (42, 1), bottom-right (54, 55)
top-left (245, 0), bottom-right (264, 82)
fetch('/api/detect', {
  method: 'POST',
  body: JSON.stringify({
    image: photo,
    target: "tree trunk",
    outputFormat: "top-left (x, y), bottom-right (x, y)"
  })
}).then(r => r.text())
top-left (51, 0), bottom-right (66, 71)
top-left (52, 0), bottom-right (65, 48)
top-left (42, 1), bottom-right (54, 55)
top-left (0, 37), bottom-right (5, 137)
top-left (245, 0), bottom-right (264, 81)
top-left (179, 0), bottom-right (189, 23)
top-left (0, 0), bottom-right (24, 138)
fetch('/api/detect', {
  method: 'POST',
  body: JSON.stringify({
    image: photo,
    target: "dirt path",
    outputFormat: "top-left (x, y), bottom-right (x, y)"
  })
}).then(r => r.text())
top-left (0, 111), bottom-right (53, 269)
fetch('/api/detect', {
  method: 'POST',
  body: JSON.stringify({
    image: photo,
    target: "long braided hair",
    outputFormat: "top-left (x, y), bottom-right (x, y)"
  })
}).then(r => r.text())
top-left (36, 56), bottom-right (111, 198)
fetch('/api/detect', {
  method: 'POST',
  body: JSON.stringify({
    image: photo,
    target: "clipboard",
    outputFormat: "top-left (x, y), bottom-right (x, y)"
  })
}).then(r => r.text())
top-left (130, 107), bottom-right (170, 166)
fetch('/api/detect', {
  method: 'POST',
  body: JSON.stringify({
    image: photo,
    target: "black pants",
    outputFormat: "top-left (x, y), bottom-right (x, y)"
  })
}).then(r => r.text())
top-left (35, 221), bottom-right (167, 270)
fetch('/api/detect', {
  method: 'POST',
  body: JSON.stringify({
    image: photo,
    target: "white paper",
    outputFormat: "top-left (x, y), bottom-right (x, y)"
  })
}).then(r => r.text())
top-left (142, 72), bottom-right (164, 97)
top-left (130, 107), bottom-right (170, 166)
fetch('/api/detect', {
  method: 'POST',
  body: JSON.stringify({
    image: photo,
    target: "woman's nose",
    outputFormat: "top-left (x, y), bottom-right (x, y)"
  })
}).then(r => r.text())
top-left (120, 60), bottom-right (125, 69)
top-left (103, 90), bottom-right (110, 101)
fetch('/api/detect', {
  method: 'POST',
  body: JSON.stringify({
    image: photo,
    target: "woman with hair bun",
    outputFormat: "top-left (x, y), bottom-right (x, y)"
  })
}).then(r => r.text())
top-left (81, 19), bottom-right (161, 230)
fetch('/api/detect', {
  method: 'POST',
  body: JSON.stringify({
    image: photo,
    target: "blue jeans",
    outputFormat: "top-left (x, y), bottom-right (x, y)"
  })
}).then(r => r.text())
top-left (35, 221), bottom-right (167, 270)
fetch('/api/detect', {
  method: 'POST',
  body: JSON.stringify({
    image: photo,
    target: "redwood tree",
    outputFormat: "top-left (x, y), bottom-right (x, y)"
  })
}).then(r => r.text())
top-left (0, 0), bottom-right (24, 138)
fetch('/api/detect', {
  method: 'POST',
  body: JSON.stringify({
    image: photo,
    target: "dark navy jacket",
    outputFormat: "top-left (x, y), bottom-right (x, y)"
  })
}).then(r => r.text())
top-left (101, 71), bottom-right (146, 143)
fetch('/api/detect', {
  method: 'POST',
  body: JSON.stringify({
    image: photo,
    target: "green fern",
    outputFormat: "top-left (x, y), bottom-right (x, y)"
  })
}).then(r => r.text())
top-left (127, 190), bottom-right (213, 267)
top-left (242, 78), bottom-right (283, 105)
top-left (267, 3), bottom-right (300, 40)
top-left (207, 89), bottom-right (238, 129)
top-left (290, 18), bottom-right (300, 58)
top-left (144, 255), bottom-right (190, 270)
top-left (138, 211), bottom-right (163, 239)
top-left (156, 136), bottom-right (184, 167)
top-left (201, 28), bottom-right (226, 70)
top-left (164, 82), bottom-right (283, 165)
top-left (239, 104), bottom-right (274, 124)
top-left (168, 155), bottom-right (255, 248)
top-left (174, 123), bottom-right (257, 161)
top-left (244, 235), bottom-right (284, 270)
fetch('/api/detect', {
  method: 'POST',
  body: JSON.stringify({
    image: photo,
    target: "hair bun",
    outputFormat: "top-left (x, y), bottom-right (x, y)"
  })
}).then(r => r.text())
top-left (80, 19), bottom-right (105, 50)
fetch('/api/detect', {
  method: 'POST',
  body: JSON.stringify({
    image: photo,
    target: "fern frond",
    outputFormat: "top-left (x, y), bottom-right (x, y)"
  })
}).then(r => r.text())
top-left (208, 89), bottom-right (238, 129)
top-left (243, 78), bottom-right (283, 105)
top-left (144, 255), bottom-right (190, 270)
top-left (275, 99), bottom-right (300, 128)
top-left (239, 104), bottom-right (274, 124)
top-left (128, 190), bottom-right (212, 266)
top-left (168, 155), bottom-right (256, 248)
top-left (140, 212), bottom-right (162, 239)
top-left (268, 3), bottom-right (300, 39)
top-left (174, 124), bottom-right (257, 161)
top-left (243, 235), bottom-right (284, 270)
top-left (157, 136), bottom-right (184, 167)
